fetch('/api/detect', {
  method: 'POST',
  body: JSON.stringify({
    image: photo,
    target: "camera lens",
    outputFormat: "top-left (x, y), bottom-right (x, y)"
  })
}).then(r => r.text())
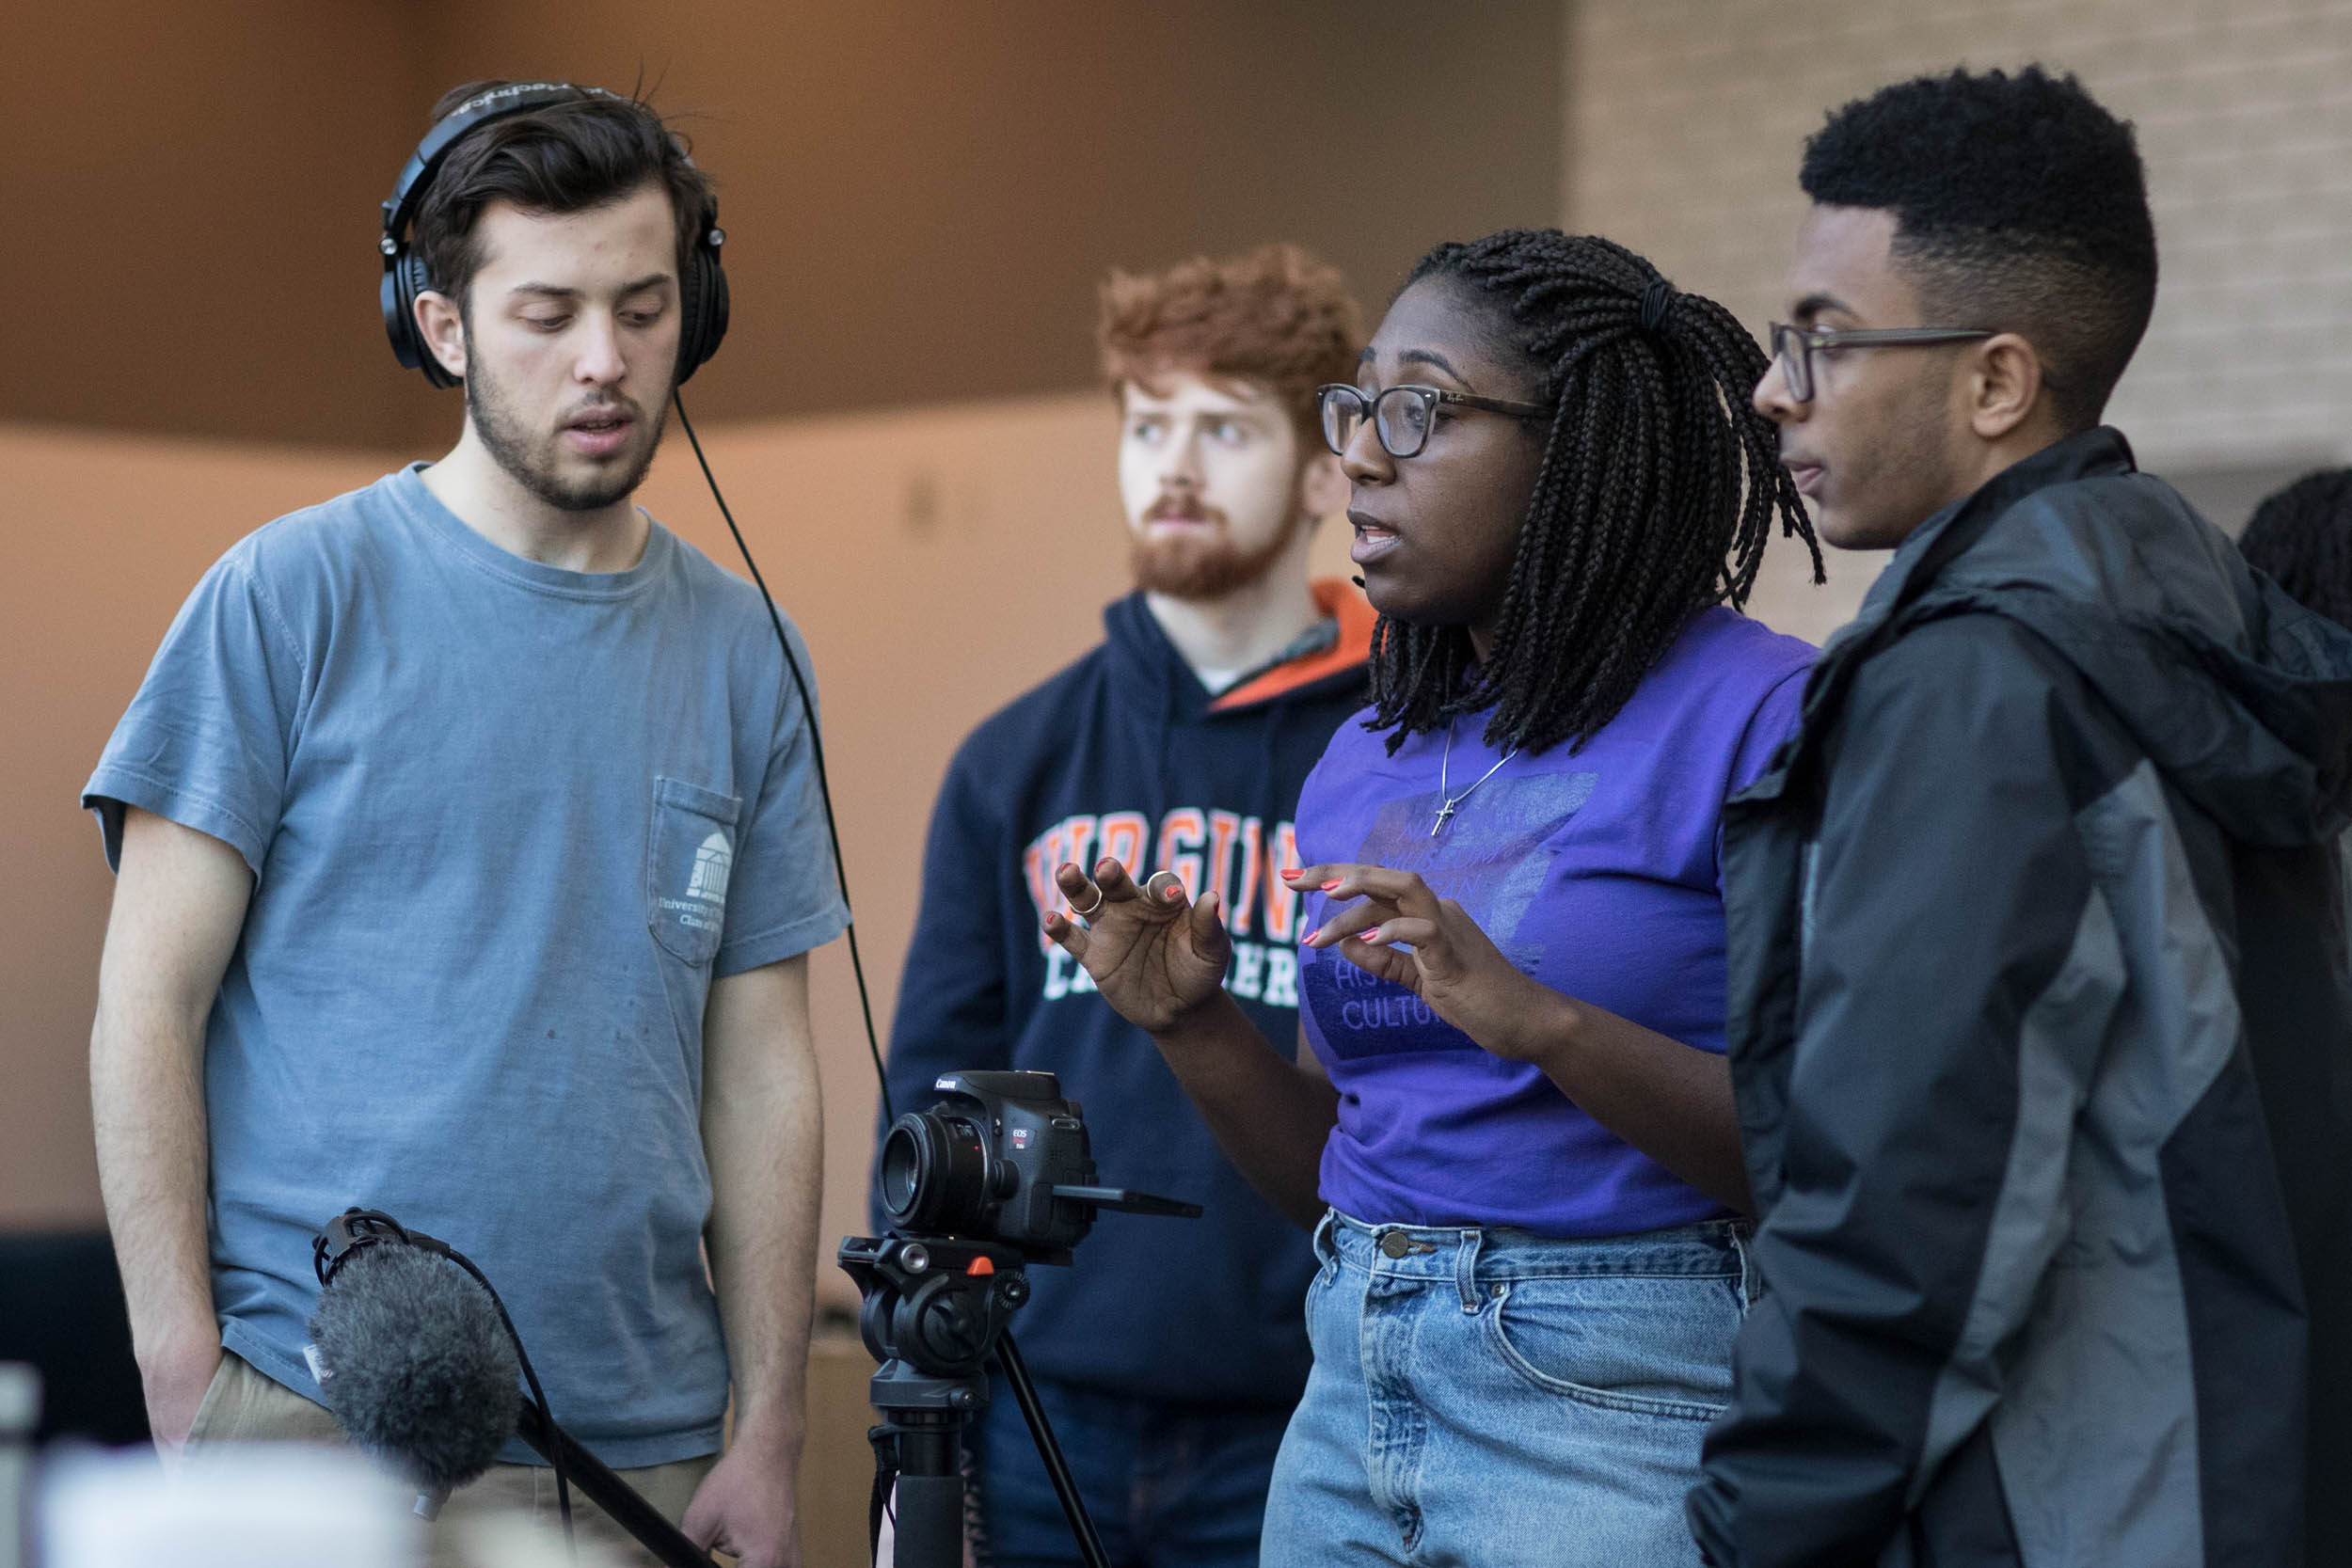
top-left (880, 1110), bottom-right (991, 1233)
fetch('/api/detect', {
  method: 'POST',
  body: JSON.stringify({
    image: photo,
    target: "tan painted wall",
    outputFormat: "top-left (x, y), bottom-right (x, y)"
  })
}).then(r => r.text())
top-left (2, 403), bottom-right (1209, 1559)
top-left (0, 386), bottom-right (1849, 1265)
top-left (3, 428), bottom-right (396, 1227)
top-left (0, 404), bottom-right (1369, 1310)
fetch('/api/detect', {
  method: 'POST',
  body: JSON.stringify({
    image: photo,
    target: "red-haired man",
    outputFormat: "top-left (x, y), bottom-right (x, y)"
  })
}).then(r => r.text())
top-left (880, 245), bottom-right (1370, 1565)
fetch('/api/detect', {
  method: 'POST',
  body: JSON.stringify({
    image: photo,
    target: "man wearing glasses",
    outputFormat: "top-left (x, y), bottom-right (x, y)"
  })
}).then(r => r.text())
top-left (1689, 66), bottom-right (2352, 1567)
top-left (881, 244), bottom-right (1370, 1566)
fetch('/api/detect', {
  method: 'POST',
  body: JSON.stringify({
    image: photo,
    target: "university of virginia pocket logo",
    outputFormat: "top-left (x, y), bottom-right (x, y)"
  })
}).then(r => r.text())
top-left (687, 832), bottom-right (733, 905)
top-left (661, 831), bottom-right (732, 939)
top-left (650, 777), bottom-right (741, 964)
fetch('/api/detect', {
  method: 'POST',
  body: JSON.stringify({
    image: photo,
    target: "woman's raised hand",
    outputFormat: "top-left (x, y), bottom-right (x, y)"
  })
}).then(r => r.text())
top-left (1042, 858), bottom-right (1232, 1035)
top-left (1284, 863), bottom-right (1561, 1063)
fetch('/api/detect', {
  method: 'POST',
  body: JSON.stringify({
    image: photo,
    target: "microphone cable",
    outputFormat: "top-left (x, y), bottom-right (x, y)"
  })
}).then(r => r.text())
top-left (442, 1248), bottom-right (578, 1558)
top-left (673, 391), bottom-right (894, 1125)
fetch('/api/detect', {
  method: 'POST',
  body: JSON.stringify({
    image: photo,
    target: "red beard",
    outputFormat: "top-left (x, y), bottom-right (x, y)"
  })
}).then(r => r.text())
top-left (1128, 500), bottom-right (1306, 601)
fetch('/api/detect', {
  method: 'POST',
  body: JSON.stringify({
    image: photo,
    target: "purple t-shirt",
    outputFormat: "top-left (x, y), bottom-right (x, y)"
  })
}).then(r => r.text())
top-left (1296, 607), bottom-right (1813, 1236)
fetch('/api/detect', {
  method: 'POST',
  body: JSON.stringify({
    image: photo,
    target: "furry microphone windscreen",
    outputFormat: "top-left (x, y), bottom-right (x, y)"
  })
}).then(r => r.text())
top-left (307, 1243), bottom-right (523, 1497)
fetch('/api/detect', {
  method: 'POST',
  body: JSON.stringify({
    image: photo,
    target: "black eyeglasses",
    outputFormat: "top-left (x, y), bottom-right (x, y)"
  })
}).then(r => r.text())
top-left (1767, 323), bottom-right (1994, 404)
top-left (1315, 384), bottom-right (1554, 459)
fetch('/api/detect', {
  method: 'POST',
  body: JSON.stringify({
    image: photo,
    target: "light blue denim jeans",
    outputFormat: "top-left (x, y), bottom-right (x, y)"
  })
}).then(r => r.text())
top-left (1259, 1210), bottom-right (1753, 1567)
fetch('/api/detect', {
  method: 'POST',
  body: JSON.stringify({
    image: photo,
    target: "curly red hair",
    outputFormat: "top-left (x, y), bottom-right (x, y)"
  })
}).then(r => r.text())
top-left (1098, 243), bottom-right (1363, 447)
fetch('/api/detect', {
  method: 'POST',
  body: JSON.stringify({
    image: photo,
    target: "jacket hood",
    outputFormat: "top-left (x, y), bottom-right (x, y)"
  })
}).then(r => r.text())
top-left (1826, 426), bottom-right (2352, 847)
top-left (1102, 578), bottom-right (1375, 721)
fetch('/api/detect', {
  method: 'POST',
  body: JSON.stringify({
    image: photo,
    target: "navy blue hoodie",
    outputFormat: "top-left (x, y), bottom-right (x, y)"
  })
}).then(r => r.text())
top-left (881, 581), bottom-right (1375, 1404)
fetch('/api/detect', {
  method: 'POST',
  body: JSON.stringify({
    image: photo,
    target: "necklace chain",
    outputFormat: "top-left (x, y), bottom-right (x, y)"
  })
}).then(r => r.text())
top-left (1433, 725), bottom-right (1518, 835)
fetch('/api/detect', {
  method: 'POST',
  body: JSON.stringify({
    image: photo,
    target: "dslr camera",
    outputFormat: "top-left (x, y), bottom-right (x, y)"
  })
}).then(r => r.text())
top-left (873, 1069), bottom-right (1196, 1264)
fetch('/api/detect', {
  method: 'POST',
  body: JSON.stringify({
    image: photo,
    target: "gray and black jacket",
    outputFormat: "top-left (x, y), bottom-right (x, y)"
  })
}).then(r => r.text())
top-left (1688, 428), bottom-right (2352, 1567)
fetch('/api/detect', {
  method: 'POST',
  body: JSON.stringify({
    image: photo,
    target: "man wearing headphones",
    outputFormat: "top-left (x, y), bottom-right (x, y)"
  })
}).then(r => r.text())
top-left (84, 82), bottom-right (841, 1567)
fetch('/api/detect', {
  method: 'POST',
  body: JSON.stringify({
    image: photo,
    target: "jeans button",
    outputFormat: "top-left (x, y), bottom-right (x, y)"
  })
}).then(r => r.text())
top-left (1379, 1230), bottom-right (1410, 1259)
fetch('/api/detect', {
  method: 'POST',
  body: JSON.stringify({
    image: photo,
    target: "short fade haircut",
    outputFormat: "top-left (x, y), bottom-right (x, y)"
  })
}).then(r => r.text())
top-left (2239, 467), bottom-right (2352, 631)
top-left (1801, 65), bottom-right (2157, 431)
top-left (1098, 243), bottom-right (1364, 447)
top-left (413, 80), bottom-right (715, 311)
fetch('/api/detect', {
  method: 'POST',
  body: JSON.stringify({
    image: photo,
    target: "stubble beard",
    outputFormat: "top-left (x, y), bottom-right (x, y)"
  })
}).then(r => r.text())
top-left (1129, 501), bottom-right (1310, 602)
top-left (465, 353), bottom-right (669, 515)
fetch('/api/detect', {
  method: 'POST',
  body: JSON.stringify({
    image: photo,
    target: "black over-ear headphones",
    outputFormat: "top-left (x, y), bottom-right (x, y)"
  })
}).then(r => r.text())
top-left (379, 81), bottom-right (730, 389)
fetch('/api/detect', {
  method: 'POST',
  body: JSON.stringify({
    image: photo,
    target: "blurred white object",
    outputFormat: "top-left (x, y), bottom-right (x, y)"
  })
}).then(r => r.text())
top-left (40, 1444), bottom-right (417, 1568)
top-left (2, 1363), bottom-right (40, 1568)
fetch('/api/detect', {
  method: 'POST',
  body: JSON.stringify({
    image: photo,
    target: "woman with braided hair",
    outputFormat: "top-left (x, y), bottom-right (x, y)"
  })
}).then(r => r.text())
top-left (1042, 229), bottom-right (1820, 1565)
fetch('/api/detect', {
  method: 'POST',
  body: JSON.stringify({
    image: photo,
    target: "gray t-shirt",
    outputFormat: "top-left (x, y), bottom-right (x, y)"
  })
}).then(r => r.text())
top-left (85, 466), bottom-right (850, 1465)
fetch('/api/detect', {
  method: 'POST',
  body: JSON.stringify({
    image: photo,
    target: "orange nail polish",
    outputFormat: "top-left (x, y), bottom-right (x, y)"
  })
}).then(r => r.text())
top-left (1320, 879), bottom-right (1343, 892)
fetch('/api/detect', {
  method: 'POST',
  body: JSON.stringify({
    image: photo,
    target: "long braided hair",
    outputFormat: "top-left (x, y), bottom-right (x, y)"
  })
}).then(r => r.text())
top-left (1367, 230), bottom-right (1820, 755)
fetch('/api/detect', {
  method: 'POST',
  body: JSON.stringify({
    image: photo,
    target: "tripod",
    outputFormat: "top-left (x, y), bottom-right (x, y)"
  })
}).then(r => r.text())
top-left (840, 1234), bottom-right (1110, 1568)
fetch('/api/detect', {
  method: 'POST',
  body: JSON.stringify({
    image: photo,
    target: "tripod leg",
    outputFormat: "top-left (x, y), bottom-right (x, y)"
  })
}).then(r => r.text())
top-left (889, 1416), bottom-right (967, 1568)
top-left (994, 1330), bottom-right (1113, 1568)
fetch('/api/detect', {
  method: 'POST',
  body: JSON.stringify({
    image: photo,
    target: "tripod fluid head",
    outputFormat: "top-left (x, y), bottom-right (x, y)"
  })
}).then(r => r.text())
top-left (839, 1234), bottom-right (1028, 1386)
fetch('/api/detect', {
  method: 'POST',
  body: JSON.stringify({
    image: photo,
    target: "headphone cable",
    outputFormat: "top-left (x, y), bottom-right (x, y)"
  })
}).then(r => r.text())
top-left (673, 391), bottom-right (893, 1125)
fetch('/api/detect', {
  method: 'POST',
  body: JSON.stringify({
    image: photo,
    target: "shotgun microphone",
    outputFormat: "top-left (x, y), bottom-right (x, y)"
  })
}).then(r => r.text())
top-left (305, 1210), bottom-right (716, 1565)
top-left (306, 1211), bottom-right (521, 1518)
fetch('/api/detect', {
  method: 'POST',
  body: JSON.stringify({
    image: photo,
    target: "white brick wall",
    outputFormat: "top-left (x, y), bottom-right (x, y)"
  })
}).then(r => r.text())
top-left (1566, 0), bottom-right (2352, 637)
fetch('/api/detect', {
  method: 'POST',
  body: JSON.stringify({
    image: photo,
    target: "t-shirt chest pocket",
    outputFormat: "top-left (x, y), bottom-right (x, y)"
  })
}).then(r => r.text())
top-left (647, 776), bottom-right (743, 965)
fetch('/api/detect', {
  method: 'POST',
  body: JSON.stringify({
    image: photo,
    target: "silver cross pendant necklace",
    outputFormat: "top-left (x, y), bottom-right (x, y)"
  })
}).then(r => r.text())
top-left (1432, 723), bottom-right (1519, 835)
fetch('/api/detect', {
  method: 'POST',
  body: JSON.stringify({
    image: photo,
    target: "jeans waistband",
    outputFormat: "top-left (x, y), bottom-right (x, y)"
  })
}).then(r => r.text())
top-left (1320, 1207), bottom-right (1748, 1289)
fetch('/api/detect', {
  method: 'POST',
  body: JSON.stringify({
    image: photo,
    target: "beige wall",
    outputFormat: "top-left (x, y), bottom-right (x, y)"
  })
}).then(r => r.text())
top-left (1, 398), bottom-right (1365, 1558)
top-left (0, 383), bottom-right (1841, 1258)
top-left (0, 404), bottom-right (1365, 1298)
top-left (3, 429), bottom-right (396, 1226)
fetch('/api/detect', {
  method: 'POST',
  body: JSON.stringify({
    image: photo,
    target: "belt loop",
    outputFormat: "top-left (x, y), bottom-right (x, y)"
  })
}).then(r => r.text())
top-left (1454, 1227), bottom-right (1482, 1312)
top-left (1730, 1223), bottom-right (1762, 1307)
